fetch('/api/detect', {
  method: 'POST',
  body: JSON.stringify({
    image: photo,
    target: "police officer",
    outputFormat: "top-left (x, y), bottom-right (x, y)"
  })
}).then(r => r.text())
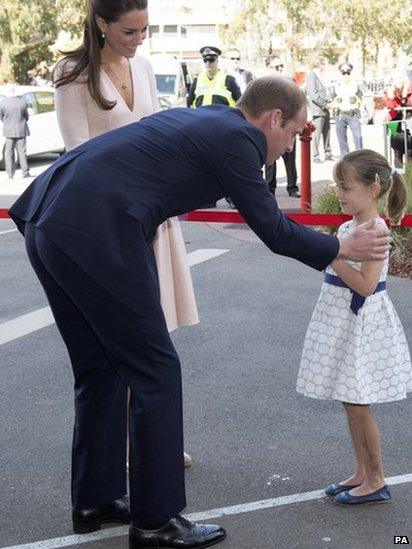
top-left (187, 47), bottom-right (241, 208)
top-left (331, 62), bottom-right (363, 157)
top-left (187, 47), bottom-right (241, 108)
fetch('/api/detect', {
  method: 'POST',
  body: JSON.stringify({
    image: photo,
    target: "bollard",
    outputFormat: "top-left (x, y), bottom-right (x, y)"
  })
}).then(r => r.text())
top-left (299, 121), bottom-right (315, 213)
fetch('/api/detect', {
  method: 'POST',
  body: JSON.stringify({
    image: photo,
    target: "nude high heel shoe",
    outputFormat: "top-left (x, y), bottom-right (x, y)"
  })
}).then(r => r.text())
top-left (184, 451), bottom-right (194, 468)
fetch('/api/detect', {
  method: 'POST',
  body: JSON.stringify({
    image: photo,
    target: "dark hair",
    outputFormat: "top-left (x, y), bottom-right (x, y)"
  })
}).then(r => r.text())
top-left (53, 0), bottom-right (147, 110)
top-left (333, 150), bottom-right (407, 225)
top-left (237, 76), bottom-right (306, 124)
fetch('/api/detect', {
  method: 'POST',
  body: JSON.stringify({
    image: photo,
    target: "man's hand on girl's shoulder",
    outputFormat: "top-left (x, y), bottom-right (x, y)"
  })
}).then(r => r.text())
top-left (337, 218), bottom-right (390, 262)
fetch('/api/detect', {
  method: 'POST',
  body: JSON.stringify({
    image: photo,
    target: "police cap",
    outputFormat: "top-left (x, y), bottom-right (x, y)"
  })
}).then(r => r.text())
top-left (339, 62), bottom-right (353, 74)
top-left (200, 46), bottom-right (222, 61)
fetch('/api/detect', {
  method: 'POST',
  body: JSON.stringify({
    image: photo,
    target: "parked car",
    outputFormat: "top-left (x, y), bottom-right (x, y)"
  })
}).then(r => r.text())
top-left (0, 85), bottom-right (65, 169)
top-left (151, 55), bottom-right (197, 107)
top-left (158, 96), bottom-right (172, 110)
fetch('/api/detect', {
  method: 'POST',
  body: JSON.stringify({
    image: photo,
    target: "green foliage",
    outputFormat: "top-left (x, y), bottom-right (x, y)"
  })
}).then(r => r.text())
top-left (314, 184), bottom-right (340, 213)
top-left (225, 0), bottom-right (411, 71)
top-left (325, 0), bottom-right (411, 73)
top-left (390, 165), bottom-right (412, 278)
top-left (224, 0), bottom-right (275, 60)
top-left (0, 0), bottom-right (86, 83)
top-left (313, 184), bottom-right (340, 235)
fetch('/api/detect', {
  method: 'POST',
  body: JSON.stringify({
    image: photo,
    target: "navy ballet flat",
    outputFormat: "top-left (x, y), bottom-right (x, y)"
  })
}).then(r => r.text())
top-left (334, 484), bottom-right (391, 506)
top-left (324, 482), bottom-right (361, 497)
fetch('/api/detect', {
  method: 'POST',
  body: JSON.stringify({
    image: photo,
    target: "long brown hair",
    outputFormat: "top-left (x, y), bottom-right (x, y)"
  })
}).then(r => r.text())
top-left (333, 149), bottom-right (407, 225)
top-left (53, 0), bottom-right (147, 110)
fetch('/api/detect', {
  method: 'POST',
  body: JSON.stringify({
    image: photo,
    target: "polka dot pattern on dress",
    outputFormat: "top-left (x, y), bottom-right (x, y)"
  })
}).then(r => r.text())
top-left (296, 218), bottom-right (412, 404)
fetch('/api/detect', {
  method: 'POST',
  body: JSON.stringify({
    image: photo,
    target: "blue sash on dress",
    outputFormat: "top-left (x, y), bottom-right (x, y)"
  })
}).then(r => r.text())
top-left (324, 273), bottom-right (386, 315)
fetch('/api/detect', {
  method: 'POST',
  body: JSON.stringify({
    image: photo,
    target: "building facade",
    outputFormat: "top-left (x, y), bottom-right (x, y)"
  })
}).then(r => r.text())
top-left (146, 0), bottom-right (236, 59)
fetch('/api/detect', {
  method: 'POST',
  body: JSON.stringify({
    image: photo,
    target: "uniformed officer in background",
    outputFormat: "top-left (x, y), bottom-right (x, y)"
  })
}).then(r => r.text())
top-left (331, 62), bottom-right (364, 157)
top-left (187, 46), bottom-right (241, 108)
top-left (187, 46), bottom-right (241, 208)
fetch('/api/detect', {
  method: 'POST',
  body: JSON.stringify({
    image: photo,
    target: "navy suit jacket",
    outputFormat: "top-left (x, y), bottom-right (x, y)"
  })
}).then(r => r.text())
top-left (10, 106), bottom-right (339, 315)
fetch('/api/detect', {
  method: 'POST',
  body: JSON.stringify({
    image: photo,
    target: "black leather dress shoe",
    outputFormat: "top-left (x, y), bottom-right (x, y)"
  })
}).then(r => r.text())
top-left (288, 190), bottom-right (301, 198)
top-left (129, 515), bottom-right (226, 548)
top-left (72, 496), bottom-right (131, 534)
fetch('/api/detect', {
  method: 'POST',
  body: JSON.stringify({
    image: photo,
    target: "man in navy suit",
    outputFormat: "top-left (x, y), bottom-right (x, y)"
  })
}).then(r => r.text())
top-left (9, 77), bottom-right (389, 549)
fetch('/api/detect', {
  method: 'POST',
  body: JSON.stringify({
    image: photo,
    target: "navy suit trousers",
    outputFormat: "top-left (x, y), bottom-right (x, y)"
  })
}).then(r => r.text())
top-left (25, 223), bottom-right (186, 525)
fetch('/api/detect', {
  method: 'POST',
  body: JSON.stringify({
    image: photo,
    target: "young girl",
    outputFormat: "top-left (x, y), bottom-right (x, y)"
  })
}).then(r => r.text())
top-left (297, 149), bottom-right (412, 506)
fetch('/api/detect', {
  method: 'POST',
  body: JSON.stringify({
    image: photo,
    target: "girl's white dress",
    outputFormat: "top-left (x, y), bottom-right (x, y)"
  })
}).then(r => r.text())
top-left (297, 218), bottom-right (412, 404)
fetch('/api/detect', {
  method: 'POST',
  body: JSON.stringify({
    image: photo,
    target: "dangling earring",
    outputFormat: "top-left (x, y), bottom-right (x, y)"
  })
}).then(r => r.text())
top-left (101, 32), bottom-right (106, 39)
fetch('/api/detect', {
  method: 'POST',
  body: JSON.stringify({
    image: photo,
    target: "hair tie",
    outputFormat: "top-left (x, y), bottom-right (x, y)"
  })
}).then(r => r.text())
top-left (388, 167), bottom-right (398, 188)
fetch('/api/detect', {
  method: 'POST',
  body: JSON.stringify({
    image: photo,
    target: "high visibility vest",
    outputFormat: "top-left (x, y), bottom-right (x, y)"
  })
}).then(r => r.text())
top-left (192, 69), bottom-right (236, 107)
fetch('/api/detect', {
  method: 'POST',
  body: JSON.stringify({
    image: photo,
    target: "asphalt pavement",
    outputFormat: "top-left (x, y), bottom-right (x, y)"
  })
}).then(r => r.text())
top-left (0, 124), bottom-right (411, 549)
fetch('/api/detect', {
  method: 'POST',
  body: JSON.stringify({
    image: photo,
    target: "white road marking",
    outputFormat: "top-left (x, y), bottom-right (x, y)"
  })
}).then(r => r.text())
top-left (0, 249), bottom-right (229, 346)
top-left (2, 473), bottom-right (411, 549)
top-left (0, 307), bottom-right (54, 346)
top-left (0, 228), bottom-right (17, 236)
top-left (187, 248), bottom-right (229, 267)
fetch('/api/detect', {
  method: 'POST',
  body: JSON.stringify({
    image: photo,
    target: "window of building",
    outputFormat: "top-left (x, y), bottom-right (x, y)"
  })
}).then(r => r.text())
top-left (185, 25), bottom-right (215, 38)
top-left (149, 25), bottom-right (160, 38)
top-left (164, 25), bottom-right (178, 36)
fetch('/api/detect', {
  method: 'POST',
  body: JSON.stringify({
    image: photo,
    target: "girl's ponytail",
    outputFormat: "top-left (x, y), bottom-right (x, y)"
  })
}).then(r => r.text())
top-left (387, 172), bottom-right (407, 225)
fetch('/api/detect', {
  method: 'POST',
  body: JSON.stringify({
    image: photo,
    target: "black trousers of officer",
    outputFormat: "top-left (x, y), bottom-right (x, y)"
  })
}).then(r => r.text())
top-left (25, 223), bottom-right (186, 527)
top-left (264, 142), bottom-right (298, 194)
top-left (4, 137), bottom-right (29, 178)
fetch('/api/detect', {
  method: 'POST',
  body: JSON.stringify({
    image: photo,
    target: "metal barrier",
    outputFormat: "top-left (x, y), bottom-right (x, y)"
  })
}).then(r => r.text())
top-left (299, 122), bottom-right (315, 213)
top-left (1, 113), bottom-right (411, 228)
top-left (383, 106), bottom-right (412, 170)
top-left (1, 208), bottom-right (411, 227)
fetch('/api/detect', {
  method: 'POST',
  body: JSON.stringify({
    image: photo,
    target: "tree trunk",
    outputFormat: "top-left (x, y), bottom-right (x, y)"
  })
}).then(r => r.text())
top-left (361, 37), bottom-right (366, 77)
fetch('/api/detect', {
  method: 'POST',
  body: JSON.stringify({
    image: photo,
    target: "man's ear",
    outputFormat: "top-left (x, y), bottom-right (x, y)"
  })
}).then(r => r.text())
top-left (270, 108), bottom-right (283, 128)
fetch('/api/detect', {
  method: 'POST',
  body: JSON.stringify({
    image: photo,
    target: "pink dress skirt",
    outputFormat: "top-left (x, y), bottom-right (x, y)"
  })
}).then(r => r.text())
top-left (153, 217), bottom-right (199, 332)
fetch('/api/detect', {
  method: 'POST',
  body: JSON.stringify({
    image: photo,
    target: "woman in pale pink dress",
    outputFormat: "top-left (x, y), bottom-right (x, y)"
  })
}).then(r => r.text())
top-left (53, 0), bottom-right (198, 467)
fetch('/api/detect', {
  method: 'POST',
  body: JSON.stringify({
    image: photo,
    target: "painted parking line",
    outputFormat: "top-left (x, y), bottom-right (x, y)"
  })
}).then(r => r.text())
top-left (0, 306), bottom-right (54, 346)
top-left (2, 473), bottom-right (411, 549)
top-left (0, 249), bottom-right (229, 346)
top-left (187, 248), bottom-right (229, 267)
